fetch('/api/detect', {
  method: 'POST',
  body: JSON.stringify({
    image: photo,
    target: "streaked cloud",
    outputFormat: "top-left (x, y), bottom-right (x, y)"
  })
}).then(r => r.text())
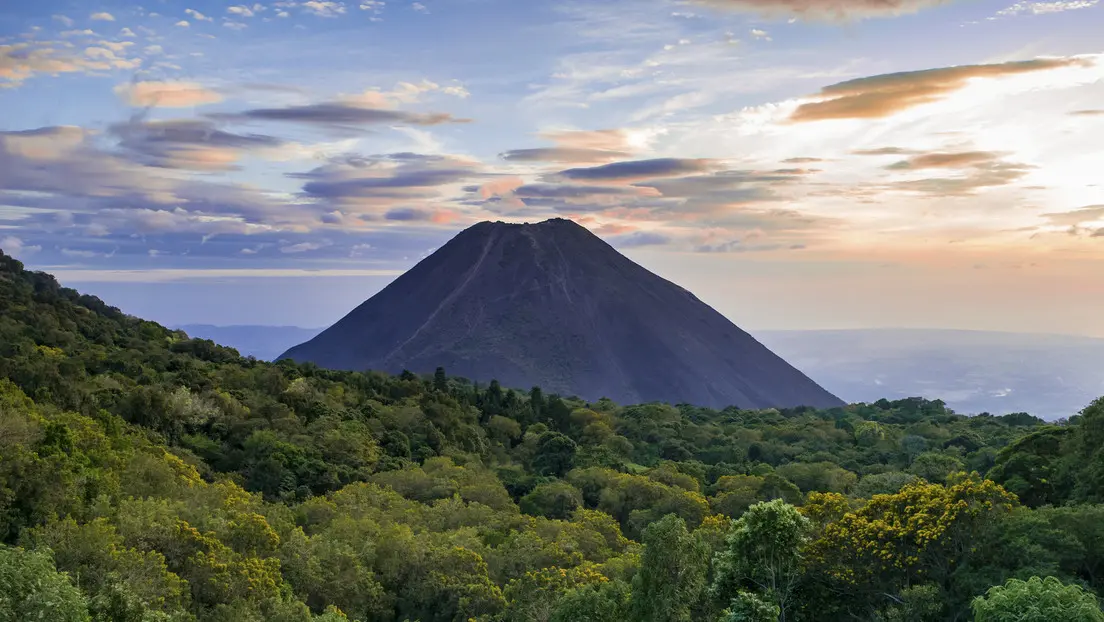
top-left (208, 101), bottom-right (471, 130)
top-left (557, 158), bottom-right (718, 181)
top-left (500, 147), bottom-right (629, 163)
top-left (90, 12), bottom-right (115, 21)
top-left (108, 118), bottom-right (285, 171)
top-left (790, 58), bottom-right (1092, 122)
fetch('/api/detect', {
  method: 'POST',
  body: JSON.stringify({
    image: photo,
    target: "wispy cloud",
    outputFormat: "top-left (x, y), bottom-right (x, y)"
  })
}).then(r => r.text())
top-left (90, 12), bottom-right (116, 21)
top-left (688, 0), bottom-right (956, 20)
top-left (185, 8), bottom-right (214, 21)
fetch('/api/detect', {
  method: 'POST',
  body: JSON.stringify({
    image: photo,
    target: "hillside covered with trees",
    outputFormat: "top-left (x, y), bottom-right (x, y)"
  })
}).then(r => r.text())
top-left (2, 248), bottom-right (1104, 622)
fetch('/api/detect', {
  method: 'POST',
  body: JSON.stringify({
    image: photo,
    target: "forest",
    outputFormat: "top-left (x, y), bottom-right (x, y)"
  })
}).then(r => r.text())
top-left (2, 247), bottom-right (1104, 622)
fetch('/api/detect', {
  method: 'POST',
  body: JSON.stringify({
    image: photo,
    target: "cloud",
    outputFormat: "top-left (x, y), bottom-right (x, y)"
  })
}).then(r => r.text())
top-left (852, 147), bottom-right (918, 155)
top-left (52, 15), bottom-right (75, 27)
top-left (280, 241), bottom-right (331, 253)
top-left (885, 150), bottom-right (1033, 196)
top-left (500, 147), bottom-right (629, 163)
top-left (108, 118), bottom-right (285, 171)
top-left (302, 1), bottom-right (348, 16)
top-left (0, 236), bottom-right (42, 257)
top-left (61, 247), bottom-right (117, 258)
top-left (227, 5), bottom-right (258, 17)
top-left (114, 81), bottom-right (224, 108)
top-left (209, 101), bottom-right (471, 130)
top-left (90, 12), bottom-right (116, 21)
top-left (292, 152), bottom-right (482, 218)
top-left (515, 183), bottom-right (659, 199)
top-left (688, 0), bottom-right (954, 20)
top-left (176, 20), bottom-right (190, 27)
top-left (185, 8), bottom-right (214, 21)
top-left (750, 28), bottom-right (772, 40)
top-left (557, 158), bottom-right (718, 181)
top-left (1, 42), bottom-right (141, 88)
top-left (49, 268), bottom-right (404, 282)
top-left (541, 129), bottom-right (634, 152)
top-left (886, 151), bottom-right (1002, 169)
top-left (342, 80), bottom-right (470, 108)
top-left (0, 125), bottom-right (306, 239)
top-left (1071, 109), bottom-right (1104, 116)
top-left (696, 239), bottom-right (806, 253)
top-left (1040, 205), bottom-right (1104, 227)
top-left (790, 58), bottom-right (1090, 122)
top-left (996, 0), bottom-right (1098, 16)
top-left (609, 231), bottom-right (671, 247)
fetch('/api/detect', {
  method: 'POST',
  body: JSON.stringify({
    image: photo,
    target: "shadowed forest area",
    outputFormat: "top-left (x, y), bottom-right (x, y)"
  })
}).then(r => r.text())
top-left (3, 248), bottom-right (1104, 621)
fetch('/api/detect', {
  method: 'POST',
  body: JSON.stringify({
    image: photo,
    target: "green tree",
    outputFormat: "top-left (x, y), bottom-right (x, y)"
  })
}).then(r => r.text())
top-left (520, 481), bottom-right (583, 520)
top-left (550, 580), bottom-right (631, 622)
top-left (711, 499), bottom-right (810, 622)
top-left (972, 576), bottom-right (1104, 621)
top-left (629, 514), bottom-right (709, 622)
top-left (0, 545), bottom-right (90, 622)
top-left (532, 431), bottom-right (578, 477)
top-left (720, 591), bottom-right (779, 622)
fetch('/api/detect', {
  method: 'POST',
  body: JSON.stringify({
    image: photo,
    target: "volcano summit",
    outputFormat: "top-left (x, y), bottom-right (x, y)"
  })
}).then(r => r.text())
top-left (279, 219), bottom-right (843, 410)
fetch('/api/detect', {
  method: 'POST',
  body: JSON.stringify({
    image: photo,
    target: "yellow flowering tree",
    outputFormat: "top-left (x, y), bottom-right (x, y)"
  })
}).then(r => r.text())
top-left (805, 475), bottom-right (1017, 617)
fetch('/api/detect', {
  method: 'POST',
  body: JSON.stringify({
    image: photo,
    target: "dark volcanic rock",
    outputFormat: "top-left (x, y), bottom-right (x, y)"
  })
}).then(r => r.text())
top-left (278, 218), bottom-right (845, 409)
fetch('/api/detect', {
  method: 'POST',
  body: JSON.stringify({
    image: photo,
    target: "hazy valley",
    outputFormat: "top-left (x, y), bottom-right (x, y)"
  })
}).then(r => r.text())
top-left (179, 323), bottom-right (1104, 421)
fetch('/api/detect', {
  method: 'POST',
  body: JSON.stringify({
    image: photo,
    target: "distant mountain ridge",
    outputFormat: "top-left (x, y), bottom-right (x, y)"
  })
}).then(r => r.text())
top-left (277, 218), bottom-right (845, 410)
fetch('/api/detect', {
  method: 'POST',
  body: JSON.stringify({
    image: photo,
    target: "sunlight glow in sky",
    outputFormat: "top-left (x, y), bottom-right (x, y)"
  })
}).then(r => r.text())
top-left (1, 0), bottom-right (1102, 335)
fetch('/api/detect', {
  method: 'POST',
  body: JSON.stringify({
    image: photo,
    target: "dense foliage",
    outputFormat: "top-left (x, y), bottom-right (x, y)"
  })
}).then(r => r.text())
top-left (2, 248), bottom-right (1104, 621)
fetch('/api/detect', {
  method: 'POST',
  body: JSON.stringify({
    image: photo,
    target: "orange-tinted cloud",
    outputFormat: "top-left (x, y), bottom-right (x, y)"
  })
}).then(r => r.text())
top-left (1041, 205), bottom-right (1104, 226)
top-left (479, 176), bottom-right (525, 199)
top-left (540, 129), bottom-right (633, 152)
top-left (1070, 109), bottom-right (1104, 116)
top-left (852, 147), bottom-right (917, 156)
top-left (886, 151), bottom-right (1000, 169)
top-left (1, 42), bottom-right (140, 88)
top-left (114, 81), bottom-right (224, 108)
top-left (790, 58), bottom-right (1089, 122)
top-left (887, 150), bottom-right (1033, 196)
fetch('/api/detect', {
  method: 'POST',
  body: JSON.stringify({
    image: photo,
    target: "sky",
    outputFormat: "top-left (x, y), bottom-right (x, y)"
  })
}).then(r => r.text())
top-left (1, 0), bottom-right (1102, 336)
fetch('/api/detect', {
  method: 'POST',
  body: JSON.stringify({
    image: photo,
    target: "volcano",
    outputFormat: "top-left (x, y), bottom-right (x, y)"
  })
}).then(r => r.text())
top-left (278, 218), bottom-right (844, 410)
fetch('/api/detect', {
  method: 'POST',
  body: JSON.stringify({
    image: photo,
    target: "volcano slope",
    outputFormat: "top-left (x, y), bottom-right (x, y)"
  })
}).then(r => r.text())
top-left (279, 218), bottom-right (844, 410)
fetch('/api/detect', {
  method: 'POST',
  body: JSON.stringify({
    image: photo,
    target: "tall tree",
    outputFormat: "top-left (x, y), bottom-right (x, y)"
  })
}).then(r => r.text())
top-left (711, 499), bottom-right (811, 622)
top-left (629, 514), bottom-right (709, 622)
